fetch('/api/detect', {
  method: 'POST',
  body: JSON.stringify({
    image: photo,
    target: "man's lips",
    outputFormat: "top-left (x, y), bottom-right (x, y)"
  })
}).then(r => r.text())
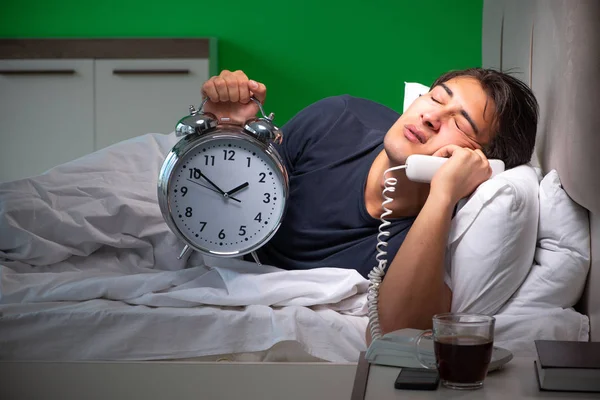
top-left (404, 125), bottom-right (426, 144)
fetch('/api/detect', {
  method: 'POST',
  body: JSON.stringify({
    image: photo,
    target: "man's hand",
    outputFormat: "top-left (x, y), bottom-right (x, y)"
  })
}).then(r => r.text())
top-left (430, 145), bottom-right (492, 204)
top-left (201, 70), bottom-right (267, 124)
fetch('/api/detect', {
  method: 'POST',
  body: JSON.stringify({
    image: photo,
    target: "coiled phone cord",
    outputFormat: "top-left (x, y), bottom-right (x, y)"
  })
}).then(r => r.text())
top-left (367, 164), bottom-right (407, 342)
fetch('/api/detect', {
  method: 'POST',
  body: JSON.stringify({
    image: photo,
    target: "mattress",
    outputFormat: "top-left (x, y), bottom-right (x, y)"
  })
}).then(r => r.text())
top-left (0, 256), bottom-right (370, 362)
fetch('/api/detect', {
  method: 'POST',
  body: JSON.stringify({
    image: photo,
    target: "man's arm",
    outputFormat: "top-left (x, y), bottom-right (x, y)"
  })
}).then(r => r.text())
top-left (372, 147), bottom-right (492, 340)
top-left (376, 191), bottom-right (454, 334)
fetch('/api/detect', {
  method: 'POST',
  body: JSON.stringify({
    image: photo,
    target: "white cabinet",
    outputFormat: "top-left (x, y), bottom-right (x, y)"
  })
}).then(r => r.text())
top-left (0, 39), bottom-right (215, 182)
top-left (0, 59), bottom-right (95, 182)
top-left (94, 58), bottom-right (209, 149)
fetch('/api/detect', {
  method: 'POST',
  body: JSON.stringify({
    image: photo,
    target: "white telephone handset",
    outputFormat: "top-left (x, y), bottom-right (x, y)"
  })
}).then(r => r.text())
top-left (405, 154), bottom-right (505, 183)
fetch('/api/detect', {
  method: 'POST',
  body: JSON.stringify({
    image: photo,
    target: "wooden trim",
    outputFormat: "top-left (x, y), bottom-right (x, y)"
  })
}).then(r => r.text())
top-left (0, 38), bottom-right (212, 59)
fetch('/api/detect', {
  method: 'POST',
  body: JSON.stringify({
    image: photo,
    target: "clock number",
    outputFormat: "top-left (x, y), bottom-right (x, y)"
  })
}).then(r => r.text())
top-left (254, 213), bottom-right (262, 223)
top-left (223, 150), bottom-right (235, 161)
top-left (218, 229), bottom-right (226, 240)
top-left (246, 157), bottom-right (251, 167)
top-left (199, 221), bottom-right (206, 231)
top-left (185, 207), bottom-right (193, 217)
top-left (263, 193), bottom-right (271, 203)
top-left (180, 186), bottom-right (188, 196)
top-left (190, 168), bottom-right (201, 179)
top-left (238, 226), bottom-right (247, 236)
top-left (258, 172), bottom-right (266, 183)
top-left (204, 155), bottom-right (215, 166)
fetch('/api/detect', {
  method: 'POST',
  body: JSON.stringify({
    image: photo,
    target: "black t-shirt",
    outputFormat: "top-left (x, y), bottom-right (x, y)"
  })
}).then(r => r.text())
top-left (253, 95), bottom-right (415, 279)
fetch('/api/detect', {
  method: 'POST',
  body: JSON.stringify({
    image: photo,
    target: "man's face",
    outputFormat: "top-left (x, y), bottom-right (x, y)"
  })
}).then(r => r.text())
top-left (384, 76), bottom-right (497, 165)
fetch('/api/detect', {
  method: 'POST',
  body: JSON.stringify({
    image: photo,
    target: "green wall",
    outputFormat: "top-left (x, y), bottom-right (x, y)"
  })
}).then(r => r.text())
top-left (0, 0), bottom-right (483, 124)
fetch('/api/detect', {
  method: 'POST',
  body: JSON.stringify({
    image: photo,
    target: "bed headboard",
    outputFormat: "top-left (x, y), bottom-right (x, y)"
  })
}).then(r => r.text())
top-left (483, 0), bottom-right (600, 341)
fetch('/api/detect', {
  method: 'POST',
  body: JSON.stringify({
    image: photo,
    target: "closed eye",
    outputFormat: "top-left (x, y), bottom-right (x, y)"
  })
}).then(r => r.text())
top-left (431, 97), bottom-right (442, 104)
top-left (455, 118), bottom-right (480, 145)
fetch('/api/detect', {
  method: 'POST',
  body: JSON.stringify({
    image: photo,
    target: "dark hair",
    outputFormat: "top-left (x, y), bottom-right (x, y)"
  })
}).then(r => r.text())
top-left (431, 68), bottom-right (539, 169)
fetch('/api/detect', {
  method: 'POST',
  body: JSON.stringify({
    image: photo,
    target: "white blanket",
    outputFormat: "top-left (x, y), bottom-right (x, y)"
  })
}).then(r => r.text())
top-left (0, 257), bottom-right (368, 313)
top-left (0, 247), bottom-right (370, 362)
top-left (0, 133), bottom-right (370, 362)
top-left (0, 242), bottom-right (371, 361)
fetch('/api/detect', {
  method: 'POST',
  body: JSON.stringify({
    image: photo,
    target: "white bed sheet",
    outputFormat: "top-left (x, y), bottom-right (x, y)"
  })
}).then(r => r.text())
top-left (0, 299), bottom-right (368, 362)
top-left (0, 255), bottom-right (370, 362)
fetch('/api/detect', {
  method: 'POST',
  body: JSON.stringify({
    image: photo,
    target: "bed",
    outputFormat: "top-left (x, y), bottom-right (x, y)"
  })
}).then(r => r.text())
top-left (0, 0), bottom-right (598, 381)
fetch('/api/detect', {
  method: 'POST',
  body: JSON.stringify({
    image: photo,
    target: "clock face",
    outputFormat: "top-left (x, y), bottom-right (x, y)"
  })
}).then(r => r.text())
top-left (167, 136), bottom-right (286, 255)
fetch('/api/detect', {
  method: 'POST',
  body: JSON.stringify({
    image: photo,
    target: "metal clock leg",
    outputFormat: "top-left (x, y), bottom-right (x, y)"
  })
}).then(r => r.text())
top-left (251, 251), bottom-right (262, 266)
top-left (177, 245), bottom-right (192, 260)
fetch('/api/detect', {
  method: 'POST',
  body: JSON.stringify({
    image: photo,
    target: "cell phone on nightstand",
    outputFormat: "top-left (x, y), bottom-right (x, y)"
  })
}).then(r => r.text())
top-left (394, 367), bottom-right (440, 391)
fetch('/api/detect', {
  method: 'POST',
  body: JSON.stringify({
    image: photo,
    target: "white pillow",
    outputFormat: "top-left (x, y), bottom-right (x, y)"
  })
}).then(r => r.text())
top-left (446, 164), bottom-right (540, 315)
top-left (403, 82), bottom-right (430, 112)
top-left (493, 309), bottom-right (590, 356)
top-left (499, 169), bottom-right (591, 313)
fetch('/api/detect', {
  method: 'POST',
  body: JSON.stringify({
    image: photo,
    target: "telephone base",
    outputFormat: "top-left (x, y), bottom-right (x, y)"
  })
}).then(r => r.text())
top-left (365, 328), bottom-right (434, 368)
top-left (365, 328), bottom-right (514, 372)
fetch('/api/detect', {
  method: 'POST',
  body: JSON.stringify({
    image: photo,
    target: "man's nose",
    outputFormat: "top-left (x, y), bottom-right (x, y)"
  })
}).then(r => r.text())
top-left (421, 111), bottom-right (441, 131)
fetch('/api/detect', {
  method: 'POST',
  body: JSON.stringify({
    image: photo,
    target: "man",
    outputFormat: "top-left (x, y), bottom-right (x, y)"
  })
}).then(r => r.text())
top-left (201, 68), bottom-right (539, 339)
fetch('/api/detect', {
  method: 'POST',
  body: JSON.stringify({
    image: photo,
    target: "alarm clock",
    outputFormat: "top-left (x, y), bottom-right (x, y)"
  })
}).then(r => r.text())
top-left (157, 97), bottom-right (289, 264)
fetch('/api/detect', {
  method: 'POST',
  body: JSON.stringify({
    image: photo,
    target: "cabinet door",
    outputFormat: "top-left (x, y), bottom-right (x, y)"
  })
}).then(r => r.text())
top-left (94, 59), bottom-right (209, 150)
top-left (0, 59), bottom-right (94, 182)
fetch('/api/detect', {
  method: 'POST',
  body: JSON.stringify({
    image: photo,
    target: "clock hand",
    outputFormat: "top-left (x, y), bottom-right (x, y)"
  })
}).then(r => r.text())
top-left (185, 179), bottom-right (241, 203)
top-left (198, 170), bottom-right (227, 196)
top-left (225, 182), bottom-right (249, 198)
